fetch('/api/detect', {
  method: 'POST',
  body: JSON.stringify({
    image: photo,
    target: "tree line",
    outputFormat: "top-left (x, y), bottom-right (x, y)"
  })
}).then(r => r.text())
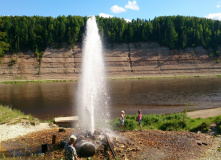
top-left (0, 15), bottom-right (221, 56)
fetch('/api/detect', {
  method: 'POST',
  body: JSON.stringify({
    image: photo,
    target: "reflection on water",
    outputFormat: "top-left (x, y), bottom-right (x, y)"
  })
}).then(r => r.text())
top-left (0, 77), bottom-right (221, 120)
top-left (0, 82), bottom-right (77, 120)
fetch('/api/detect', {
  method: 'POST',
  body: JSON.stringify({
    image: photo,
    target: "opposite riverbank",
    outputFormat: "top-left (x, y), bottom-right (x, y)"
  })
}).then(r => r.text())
top-left (1, 42), bottom-right (221, 83)
top-left (0, 74), bottom-right (221, 83)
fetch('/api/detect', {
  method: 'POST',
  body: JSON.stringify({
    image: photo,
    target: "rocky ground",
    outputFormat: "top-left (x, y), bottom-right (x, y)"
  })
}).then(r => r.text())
top-left (1, 108), bottom-right (221, 159)
top-left (0, 126), bottom-right (221, 160)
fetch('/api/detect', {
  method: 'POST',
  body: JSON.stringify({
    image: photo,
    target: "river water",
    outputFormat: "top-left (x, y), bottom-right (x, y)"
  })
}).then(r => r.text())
top-left (0, 77), bottom-right (221, 120)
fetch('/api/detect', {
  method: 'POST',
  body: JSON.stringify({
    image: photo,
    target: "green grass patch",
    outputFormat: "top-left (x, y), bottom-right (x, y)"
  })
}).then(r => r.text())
top-left (107, 75), bottom-right (221, 81)
top-left (107, 76), bottom-right (192, 80)
top-left (0, 105), bottom-right (39, 124)
top-left (1, 79), bottom-right (76, 84)
top-left (110, 112), bottom-right (221, 133)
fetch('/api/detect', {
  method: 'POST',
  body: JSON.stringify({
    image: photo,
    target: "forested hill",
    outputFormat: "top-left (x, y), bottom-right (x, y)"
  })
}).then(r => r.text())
top-left (0, 15), bottom-right (221, 57)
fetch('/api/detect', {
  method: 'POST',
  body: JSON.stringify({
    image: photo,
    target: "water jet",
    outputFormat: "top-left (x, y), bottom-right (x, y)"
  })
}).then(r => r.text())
top-left (76, 16), bottom-right (110, 133)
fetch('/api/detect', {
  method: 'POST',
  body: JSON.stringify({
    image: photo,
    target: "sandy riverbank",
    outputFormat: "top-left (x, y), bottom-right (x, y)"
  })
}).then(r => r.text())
top-left (187, 107), bottom-right (221, 119)
top-left (0, 123), bottom-right (53, 143)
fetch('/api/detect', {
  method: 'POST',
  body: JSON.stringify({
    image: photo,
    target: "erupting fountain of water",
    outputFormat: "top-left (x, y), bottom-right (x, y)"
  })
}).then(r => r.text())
top-left (76, 16), bottom-right (110, 133)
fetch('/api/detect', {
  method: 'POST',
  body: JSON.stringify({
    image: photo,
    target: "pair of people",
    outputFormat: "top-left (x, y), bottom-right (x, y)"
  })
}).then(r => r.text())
top-left (120, 110), bottom-right (142, 132)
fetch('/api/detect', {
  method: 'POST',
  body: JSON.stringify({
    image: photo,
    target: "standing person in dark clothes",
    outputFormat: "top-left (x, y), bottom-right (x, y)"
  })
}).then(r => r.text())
top-left (64, 135), bottom-right (79, 160)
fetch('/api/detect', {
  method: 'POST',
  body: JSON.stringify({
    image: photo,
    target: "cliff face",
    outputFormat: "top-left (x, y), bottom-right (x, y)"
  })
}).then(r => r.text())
top-left (0, 42), bottom-right (221, 80)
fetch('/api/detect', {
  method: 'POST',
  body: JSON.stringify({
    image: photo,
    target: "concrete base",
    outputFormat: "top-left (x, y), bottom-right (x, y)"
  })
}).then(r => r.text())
top-left (54, 116), bottom-right (79, 128)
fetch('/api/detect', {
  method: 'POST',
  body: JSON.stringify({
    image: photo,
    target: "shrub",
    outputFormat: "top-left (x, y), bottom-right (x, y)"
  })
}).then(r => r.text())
top-left (125, 114), bottom-right (137, 121)
top-left (8, 58), bottom-right (17, 67)
top-left (142, 114), bottom-right (162, 126)
top-left (190, 122), bottom-right (210, 133)
top-left (110, 116), bottom-right (137, 131)
top-left (124, 119), bottom-right (136, 130)
top-left (110, 113), bottom-right (219, 133)
top-left (214, 116), bottom-right (221, 125)
top-left (217, 125), bottom-right (221, 134)
top-left (209, 53), bottom-right (213, 57)
top-left (159, 120), bottom-right (187, 131)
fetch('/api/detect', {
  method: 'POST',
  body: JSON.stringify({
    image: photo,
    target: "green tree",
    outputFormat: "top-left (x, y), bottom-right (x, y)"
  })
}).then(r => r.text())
top-left (0, 20), bottom-right (10, 56)
top-left (165, 18), bottom-right (178, 49)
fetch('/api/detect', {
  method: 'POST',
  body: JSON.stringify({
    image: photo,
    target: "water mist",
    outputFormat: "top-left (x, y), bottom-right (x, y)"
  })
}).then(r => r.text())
top-left (76, 16), bottom-right (110, 133)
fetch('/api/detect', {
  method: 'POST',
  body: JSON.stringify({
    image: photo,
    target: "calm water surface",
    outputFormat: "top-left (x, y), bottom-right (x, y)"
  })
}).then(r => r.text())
top-left (0, 77), bottom-right (221, 120)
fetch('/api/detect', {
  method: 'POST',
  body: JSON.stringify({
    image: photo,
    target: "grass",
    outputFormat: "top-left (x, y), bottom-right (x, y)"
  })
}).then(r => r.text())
top-left (0, 105), bottom-right (40, 124)
top-left (1, 103), bottom-right (221, 134)
top-left (1, 79), bottom-right (76, 84)
top-left (108, 74), bottom-right (221, 81)
top-left (110, 112), bottom-right (221, 134)
top-left (1, 74), bottom-right (221, 84)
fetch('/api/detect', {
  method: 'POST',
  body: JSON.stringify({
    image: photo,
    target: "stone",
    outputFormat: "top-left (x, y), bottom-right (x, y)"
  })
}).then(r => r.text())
top-left (52, 134), bottom-right (57, 144)
top-left (58, 128), bottom-right (66, 132)
top-left (76, 142), bottom-right (96, 157)
top-left (197, 142), bottom-right (202, 145)
top-left (42, 144), bottom-right (48, 153)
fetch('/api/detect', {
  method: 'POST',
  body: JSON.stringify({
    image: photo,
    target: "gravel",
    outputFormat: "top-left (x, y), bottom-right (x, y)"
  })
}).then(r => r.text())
top-left (0, 123), bottom-right (52, 142)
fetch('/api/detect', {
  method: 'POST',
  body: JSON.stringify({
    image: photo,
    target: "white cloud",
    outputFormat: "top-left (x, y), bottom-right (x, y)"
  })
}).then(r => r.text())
top-left (217, 2), bottom-right (221, 8)
top-left (111, 5), bottom-right (126, 13)
top-left (124, 18), bottom-right (132, 23)
top-left (99, 13), bottom-right (114, 18)
top-left (125, 1), bottom-right (139, 11)
top-left (205, 13), bottom-right (221, 20)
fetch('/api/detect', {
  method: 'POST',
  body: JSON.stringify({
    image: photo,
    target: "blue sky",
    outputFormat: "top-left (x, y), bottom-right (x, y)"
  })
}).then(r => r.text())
top-left (1, 0), bottom-right (221, 21)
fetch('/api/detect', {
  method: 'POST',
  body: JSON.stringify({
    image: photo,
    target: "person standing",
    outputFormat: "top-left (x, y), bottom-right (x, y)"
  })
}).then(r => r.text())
top-left (120, 110), bottom-right (125, 132)
top-left (64, 135), bottom-right (79, 160)
top-left (138, 110), bottom-right (142, 132)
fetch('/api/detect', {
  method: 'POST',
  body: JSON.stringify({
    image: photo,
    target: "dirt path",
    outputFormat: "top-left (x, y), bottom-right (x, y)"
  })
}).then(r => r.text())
top-left (187, 107), bottom-right (221, 119)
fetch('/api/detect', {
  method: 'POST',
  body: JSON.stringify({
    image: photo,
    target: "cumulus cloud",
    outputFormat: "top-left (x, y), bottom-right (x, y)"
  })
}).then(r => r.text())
top-left (99, 13), bottom-right (113, 18)
top-left (125, 1), bottom-right (139, 11)
top-left (111, 5), bottom-right (126, 13)
top-left (204, 13), bottom-right (221, 20)
top-left (217, 4), bottom-right (221, 8)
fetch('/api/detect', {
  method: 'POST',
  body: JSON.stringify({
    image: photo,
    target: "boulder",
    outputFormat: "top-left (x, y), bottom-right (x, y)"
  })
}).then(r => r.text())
top-left (75, 141), bottom-right (95, 157)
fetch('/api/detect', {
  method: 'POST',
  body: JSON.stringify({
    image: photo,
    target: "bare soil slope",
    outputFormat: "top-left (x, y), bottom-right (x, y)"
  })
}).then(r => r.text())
top-left (1, 43), bottom-right (221, 81)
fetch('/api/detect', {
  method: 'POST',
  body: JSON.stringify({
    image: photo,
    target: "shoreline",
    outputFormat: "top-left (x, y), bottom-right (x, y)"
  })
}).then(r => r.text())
top-left (0, 74), bottom-right (221, 83)
top-left (0, 107), bottom-right (220, 143)
top-left (0, 123), bottom-right (53, 143)
top-left (187, 107), bottom-right (221, 119)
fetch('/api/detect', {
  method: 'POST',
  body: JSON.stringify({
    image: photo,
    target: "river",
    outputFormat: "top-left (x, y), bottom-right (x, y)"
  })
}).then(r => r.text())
top-left (0, 77), bottom-right (221, 120)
